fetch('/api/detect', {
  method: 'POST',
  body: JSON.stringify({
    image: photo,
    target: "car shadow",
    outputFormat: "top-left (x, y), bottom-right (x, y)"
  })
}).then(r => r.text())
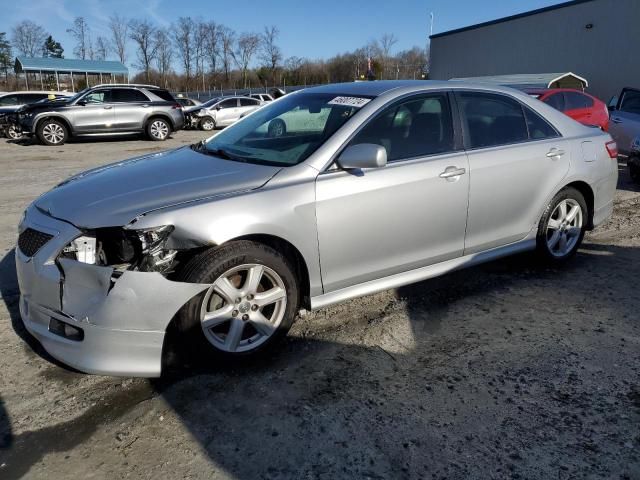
top-left (0, 397), bottom-right (11, 453)
top-left (5, 133), bottom-right (179, 146)
top-left (2, 243), bottom-right (639, 478)
top-left (618, 159), bottom-right (640, 193)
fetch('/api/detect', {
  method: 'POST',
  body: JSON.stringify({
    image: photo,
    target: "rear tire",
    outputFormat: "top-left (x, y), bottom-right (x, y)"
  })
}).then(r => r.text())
top-left (536, 187), bottom-right (587, 263)
top-left (36, 119), bottom-right (68, 146)
top-left (146, 118), bottom-right (171, 141)
top-left (268, 118), bottom-right (286, 137)
top-left (174, 241), bottom-right (299, 361)
top-left (5, 124), bottom-right (22, 140)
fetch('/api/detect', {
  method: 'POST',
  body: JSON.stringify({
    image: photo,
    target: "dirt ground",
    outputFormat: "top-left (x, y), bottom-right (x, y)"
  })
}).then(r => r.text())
top-left (0, 131), bottom-right (639, 480)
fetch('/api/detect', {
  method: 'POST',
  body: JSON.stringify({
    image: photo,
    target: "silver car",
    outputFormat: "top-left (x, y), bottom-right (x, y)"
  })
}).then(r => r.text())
top-left (15, 80), bottom-right (618, 376)
top-left (186, 96), bottom-right (262, 131)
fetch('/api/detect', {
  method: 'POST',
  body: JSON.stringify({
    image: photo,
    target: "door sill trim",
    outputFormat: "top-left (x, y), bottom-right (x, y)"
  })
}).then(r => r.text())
top-left (309, 239), bottom-right (535, 310)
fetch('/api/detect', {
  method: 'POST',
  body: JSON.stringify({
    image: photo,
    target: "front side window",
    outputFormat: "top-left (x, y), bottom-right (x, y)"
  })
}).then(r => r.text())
top-left (82, 90), bottom-right (111, 104)
top-left (199, 92), bottom-right (367, 166)
top-left (112, 88), bottom-right (149, 103)
top-left (349, 93), bottom-right (454, 161)
top-left (219, 99), bottom-right (237, 109)
top-left (564, 91), bottom-right (593, 110)
top-left (459, 92), bottom-right (529, 149)
top-left (619, 90), bottom-right (640, 114)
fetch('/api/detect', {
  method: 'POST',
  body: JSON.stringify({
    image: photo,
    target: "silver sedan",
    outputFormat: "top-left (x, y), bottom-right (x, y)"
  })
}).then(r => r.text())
top-left (16, 80), bottom-right (618, 376)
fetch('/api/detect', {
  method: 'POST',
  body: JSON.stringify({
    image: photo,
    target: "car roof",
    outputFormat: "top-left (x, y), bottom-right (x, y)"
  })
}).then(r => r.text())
top-left (0, 91), bottom-right (72, 96)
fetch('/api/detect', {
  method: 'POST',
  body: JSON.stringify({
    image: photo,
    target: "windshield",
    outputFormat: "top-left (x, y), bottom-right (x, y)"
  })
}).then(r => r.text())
top-left (200, 92), bottom-right (371, 166)
top-left (202, 97), bottom-right (222, 108)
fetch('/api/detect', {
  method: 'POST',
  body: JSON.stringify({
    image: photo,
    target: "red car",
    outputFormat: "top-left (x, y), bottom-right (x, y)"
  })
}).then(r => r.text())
top-left (525, 88), bottom-right (609, 131)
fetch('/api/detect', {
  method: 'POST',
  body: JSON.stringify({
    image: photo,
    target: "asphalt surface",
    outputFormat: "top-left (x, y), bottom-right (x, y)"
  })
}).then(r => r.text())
top-left (0, 131), bottom-right (639, 480)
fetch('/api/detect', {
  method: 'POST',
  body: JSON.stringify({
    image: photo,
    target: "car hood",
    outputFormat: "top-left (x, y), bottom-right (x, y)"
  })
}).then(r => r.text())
top-left (35, 146), bottom-right (282, 228)
top-left (20, 98), bottom-right (72, 113)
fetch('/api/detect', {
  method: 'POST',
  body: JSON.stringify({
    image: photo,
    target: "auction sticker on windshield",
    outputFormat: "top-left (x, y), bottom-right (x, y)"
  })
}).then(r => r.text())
top-left (328, 96), bottom-right (371, 108)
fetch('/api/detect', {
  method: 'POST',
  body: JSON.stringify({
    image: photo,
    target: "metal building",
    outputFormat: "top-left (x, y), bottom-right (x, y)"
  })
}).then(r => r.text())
top-left (14, 57), bottom-right (129, 92)
top-left (429, 0), bottom-right (640, 102)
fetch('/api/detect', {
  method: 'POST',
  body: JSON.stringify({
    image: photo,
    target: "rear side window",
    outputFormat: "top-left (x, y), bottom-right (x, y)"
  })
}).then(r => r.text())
top-left (564, 92), bottom-right (593, 110)
top-left (149, 88), bottom-right (175, 102)
top-left (240, 98), bottom-right (259, 106)
top-left (458, 92), bottom-right (528, 149)
top-left (350, 93), bottom-right (454, 161)
top-left (619, 90), bottom-right (640, 114)
top-left (544, 93), bottom-right (565, 111)
top-left (112, 88), bottom-right (149, 103)
top-left (0, 95), bottom-right (18, 106)
top-left (22, 94), bottom-right (48, 103)
top-left (523, 105), bottom-right (560, 140)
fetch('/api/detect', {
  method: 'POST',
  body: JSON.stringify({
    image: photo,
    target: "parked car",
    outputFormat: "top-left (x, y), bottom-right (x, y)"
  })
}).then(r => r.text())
top-left (607, 87), bottom-right (640, 183)
top-left (12, 84), bottom-right (184, 145)
top-left (249, 93), bottom-right (274, 102)
top-left (175, 96), bottom-right (202, 108)
top-left (184, 96), bottom-right (262, 131)
top-left (0, 91), bottom-right (72, 139)
top-left (15, 80), bottom-right (617, 376)
top-left (525, 88), bottom-right (609, 131)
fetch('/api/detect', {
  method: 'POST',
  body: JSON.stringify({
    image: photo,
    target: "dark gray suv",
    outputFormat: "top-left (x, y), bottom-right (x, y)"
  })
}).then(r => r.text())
top-left (14, 84), bottom-right (185, 145)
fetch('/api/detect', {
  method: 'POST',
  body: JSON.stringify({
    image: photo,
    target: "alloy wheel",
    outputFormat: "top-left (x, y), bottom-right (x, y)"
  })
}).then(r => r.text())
top-left (42, 123), bottom-right (65, 144)
top-left (6, 125), bottom-right (22, 140)
top-left (546, 199), bottom-right (583, 257)
top-left (150, 120), bottom-right (169, 140)
top-left (200, 264), bottom-right (287, 353)
top-left (201, 118), bottom-right (215, 131)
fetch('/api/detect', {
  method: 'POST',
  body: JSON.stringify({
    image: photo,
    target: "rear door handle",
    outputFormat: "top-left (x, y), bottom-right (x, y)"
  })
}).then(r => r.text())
top-left (142, 104), bottom-right (150, 108)
top-left (546, 148), bottom-right (565, 158)
top-left (439, 166), bottom-right (466, 179)
top-left (103, 105), bottom-right (113, 110)
top-left (611, 117), bottom-right (622, 124)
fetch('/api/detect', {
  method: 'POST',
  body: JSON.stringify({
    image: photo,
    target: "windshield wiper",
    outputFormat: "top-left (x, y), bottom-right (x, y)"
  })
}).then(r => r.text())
top-left (192, 142), bottom-right (249, 162)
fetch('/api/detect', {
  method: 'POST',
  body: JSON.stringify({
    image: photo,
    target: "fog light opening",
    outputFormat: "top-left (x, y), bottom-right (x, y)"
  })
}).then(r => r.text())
top-left (49, 318), bottom-right (85, 341)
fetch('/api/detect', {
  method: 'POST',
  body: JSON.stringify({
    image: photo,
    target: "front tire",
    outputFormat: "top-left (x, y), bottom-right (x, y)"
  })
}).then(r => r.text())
top-left (146, 118), bottom-right (171, 141)
top-left (5, 124), bottom-right (22, 140)
top-left (536, 187), bottom-right (587, 263)
top-left (37, 119), bottom-right (68, 146)
top-left (199, 116), bottom-right (215, 131)
top-left (175, 241), bottom-right (299, 359)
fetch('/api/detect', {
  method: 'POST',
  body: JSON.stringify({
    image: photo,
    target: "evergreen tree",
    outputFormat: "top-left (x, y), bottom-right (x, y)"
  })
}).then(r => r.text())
top-left (42, 35), bottom-right (64, 58)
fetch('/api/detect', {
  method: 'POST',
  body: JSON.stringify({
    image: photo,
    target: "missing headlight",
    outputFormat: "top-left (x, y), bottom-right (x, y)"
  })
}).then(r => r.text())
top-left (59, 225), bottom-right (177, 274)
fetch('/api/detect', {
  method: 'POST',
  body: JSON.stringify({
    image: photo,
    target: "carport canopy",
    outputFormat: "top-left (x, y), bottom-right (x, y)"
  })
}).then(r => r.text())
top-left (450, 72), bottom-right (588, 90)
top-left (14, 56), bottom-right (129, 91)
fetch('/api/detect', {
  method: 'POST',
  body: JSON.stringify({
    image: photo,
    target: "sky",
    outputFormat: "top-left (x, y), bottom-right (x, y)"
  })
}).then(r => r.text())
top-left (1, 0), bottom-right (565, 66)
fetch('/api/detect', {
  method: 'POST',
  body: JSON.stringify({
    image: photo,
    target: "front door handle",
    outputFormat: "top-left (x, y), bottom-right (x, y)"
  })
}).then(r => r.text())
top-left (546, 148), bottom-right (565, 158)
top-left (103, 105), bottom-right (113, 110)
top-left (439, 166), bottom-right (466, 179)
top-left (142, 104), bottom-right (150, 108)
top-left (611, 117), bottom-right (623, 124)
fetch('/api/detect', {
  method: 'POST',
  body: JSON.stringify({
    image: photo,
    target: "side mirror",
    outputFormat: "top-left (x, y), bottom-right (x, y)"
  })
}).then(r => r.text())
top-left (215, 105), bottom-right (222, 110)
top-left (76, 100), bottom-right (87, 106)
top-left (337, 143), bottom-right (387, 170)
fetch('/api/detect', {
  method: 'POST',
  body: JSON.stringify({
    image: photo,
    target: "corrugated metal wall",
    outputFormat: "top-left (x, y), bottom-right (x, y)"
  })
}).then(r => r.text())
top-left (429, 0), bottom-right (640, 101)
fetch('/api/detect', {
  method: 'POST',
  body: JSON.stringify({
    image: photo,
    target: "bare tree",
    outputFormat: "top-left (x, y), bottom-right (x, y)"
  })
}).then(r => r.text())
top-left (377, 33), bottom-right (398, 79)
top-left (193, 19), bottom-right (208, 90)
top-left (129, 19), bottom-right (157, 83)
top-left (108, 14), bottom-right (128, 64)
top-left (260, 26), bottom-right (282, 86)
top-left (12, 20), bottom-right (48, 57)
top-left (219, 25), bottom-right (235, 83)
top-left (172, 17), bottom-right (194, 90)
top-left (154, 28), bottom-right (173, 88)
top-left (94, 36), bottom-right (108, 61)
top-left (232, 32), bottom-right (260, 88)
top-left (67, 17), bottom-right (92, 60)
top-left (203, 21), bottom-right (220, 75)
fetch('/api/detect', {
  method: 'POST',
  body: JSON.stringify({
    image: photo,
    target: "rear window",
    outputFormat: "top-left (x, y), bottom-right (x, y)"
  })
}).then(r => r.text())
top-left (544, 93), bottom-right (565, 111)
top-left (148, 88), bottom-right (175, 102)
top-left (564, 92), bottom-right (593, 110)
top-left (112, 88), bottom-right (149, 103)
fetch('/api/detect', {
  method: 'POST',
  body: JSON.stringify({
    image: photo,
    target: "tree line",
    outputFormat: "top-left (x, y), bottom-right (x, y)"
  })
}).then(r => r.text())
top-left (0, 16), bottom-right (428, 92)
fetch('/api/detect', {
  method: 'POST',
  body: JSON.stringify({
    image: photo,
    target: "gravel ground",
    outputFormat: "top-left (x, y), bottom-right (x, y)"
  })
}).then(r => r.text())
top-left (0, 132), bottom-right (639, 480)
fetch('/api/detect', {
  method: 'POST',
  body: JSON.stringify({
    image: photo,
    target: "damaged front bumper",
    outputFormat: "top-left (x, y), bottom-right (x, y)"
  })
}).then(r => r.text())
top-left (15, 205), bottom-right (208, 377)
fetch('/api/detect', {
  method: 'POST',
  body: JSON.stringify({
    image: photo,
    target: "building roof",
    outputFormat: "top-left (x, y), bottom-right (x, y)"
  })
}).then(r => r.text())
top-left (449, 72), bottom-right (588, 89)
top-left (14, 57), bottom-right (128, 75)
top-left (430, 0), bottom-right (597, 39)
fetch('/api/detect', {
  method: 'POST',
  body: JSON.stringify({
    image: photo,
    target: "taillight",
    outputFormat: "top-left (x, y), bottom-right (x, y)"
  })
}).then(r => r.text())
top-left (605, 140), bottom-right (618, 159)
top-left (172, 103), bottom-right (182, 109)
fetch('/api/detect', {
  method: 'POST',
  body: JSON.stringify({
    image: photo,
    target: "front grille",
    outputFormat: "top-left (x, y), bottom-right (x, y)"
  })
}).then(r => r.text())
top-left (18, 228), bottom-right (54, 257)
